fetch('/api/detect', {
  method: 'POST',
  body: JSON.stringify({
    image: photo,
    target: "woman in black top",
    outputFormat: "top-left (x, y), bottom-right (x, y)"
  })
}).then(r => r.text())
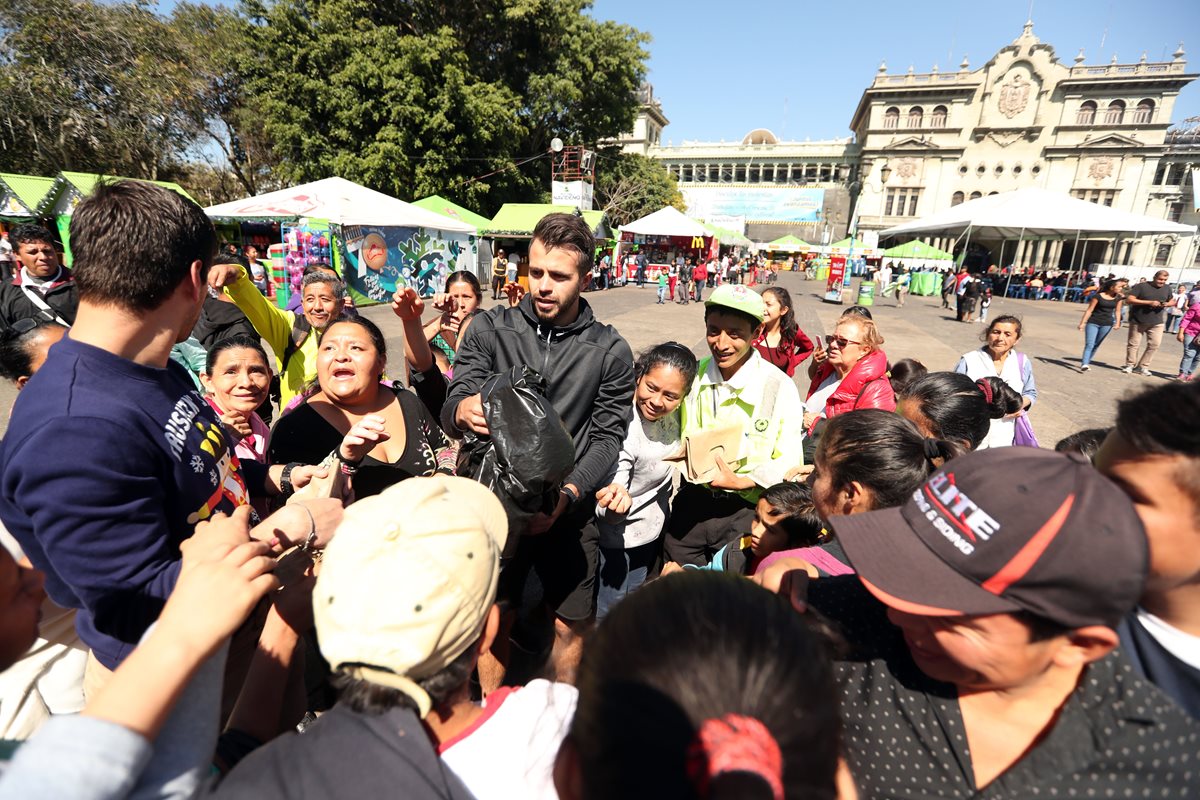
top-left (269, 316), bottom-right (452, 500)
top-left (1077, 278), bottom-right (1127, 371)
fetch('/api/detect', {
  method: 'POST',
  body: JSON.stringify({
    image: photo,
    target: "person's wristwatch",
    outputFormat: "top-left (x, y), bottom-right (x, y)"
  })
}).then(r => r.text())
top-left (559, 484), bottom-right (581, 508)
top-left (280, 462), bottom-right (299, 496)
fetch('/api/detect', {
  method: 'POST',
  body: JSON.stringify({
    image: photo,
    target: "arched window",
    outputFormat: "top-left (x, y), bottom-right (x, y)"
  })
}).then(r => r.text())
top-left (951, 191), bottom-right (965, 206)
top-left (883, 107), bottom-right (899, 129)
top-left (930, 106), bottom-right (948, 128)
top-left (1133, 99), bottom-right (1154, 124)
top-left (908, 106), bottom-right (924, 128)
top-left (969, 191), bottom-right (982, 201)
top-left (1076, 101), bottom-right (1096, 125)
top-left (1104, 100), bottom-right (1125, 125)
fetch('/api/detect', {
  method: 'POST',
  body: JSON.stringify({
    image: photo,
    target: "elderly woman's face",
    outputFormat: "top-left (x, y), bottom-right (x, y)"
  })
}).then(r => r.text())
top-left (826, 319), bottom-right (870, 371)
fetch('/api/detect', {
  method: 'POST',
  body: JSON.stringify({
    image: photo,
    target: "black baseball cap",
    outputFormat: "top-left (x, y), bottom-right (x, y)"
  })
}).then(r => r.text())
top-left (829, 448), bottom-right (1148, 629)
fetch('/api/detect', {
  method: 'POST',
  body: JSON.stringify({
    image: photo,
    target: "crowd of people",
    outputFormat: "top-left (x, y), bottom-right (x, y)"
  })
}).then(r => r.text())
top-left (0, 182), bottom-right (1196, 800)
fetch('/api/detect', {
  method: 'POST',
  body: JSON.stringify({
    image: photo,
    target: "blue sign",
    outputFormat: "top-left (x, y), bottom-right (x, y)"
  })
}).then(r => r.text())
top-left (681, 187), bottom-right (824, 222)
top-left (337, 225), bottom-right (476, 303)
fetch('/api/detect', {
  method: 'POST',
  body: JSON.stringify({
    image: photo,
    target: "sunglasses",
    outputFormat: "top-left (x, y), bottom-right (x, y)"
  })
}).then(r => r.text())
top-left (824, 334), bottom-right (862, 349)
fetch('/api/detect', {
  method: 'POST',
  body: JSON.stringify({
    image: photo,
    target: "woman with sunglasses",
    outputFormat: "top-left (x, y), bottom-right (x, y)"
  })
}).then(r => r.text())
top-left (804, 314), bottom-right (894, 437)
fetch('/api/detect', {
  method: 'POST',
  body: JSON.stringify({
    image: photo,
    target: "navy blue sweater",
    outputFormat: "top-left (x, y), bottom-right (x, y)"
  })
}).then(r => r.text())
top-left (0, 337), bottom-right (256, 668)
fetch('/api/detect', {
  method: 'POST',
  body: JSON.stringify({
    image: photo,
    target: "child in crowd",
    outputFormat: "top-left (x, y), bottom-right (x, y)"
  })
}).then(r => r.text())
top-left (978, 285), bottom-right (993, 325)
top-left (655, 269), bottom-right (668, 304)
top-left (595, 342), bottom-right (698, 619)
top-left (667, 481), bottom-right (824, 576)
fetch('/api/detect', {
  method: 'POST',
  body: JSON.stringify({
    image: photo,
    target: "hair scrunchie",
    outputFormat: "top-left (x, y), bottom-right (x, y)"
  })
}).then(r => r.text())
top-left (923, 437), bottom-right (943, 463)
top-left (975, 378), bottom-right (994, 404)
top-left (686, 714), bottom-right (784, 800)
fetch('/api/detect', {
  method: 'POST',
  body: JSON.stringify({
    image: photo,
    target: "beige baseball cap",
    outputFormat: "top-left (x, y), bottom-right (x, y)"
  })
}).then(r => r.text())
top-left (313, 475), bottom-right (509, 718)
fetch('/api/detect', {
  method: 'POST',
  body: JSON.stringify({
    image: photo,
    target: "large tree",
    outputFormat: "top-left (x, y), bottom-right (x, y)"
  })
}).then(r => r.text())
top-left (593, 151), bottom-right (685, 227)
top-left (242, 0), bottom-right (650, 213)
top-left (0, 0), bottom-right (204, 179)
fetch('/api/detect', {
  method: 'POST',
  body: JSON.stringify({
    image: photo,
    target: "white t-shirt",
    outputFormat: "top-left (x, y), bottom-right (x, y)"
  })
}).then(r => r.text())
top-left (804, 371), bottom-right (842, 417)
top-left (440, 679), bottom-right (577, 800)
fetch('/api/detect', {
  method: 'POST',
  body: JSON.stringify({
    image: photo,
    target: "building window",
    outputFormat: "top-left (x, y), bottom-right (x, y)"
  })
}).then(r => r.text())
top-left (931, 106), bottom-right (947, 128)
top-left (969, 191), bottom-right (982, 200)
top-left (1104, 100), bottom-right (1125, 125)
top-left (884, 107), bottom-right (899, 129)
top-left (1133, 100), bottom-right (1154, 124)
top-left (951, 191), bottom-right (965, 206)
top-left (1168, 202), bottom-right (1184, 223)
top-left (1154, 243), bottom-right (1172, 266)
top-left (1070, 189), bottom-right (1118, 206)
top-left (1076, 101), bottom-right (1097, 125)
top-left (885, 188), bottom-right (921, 217)
top-left (908, 106), bottom-right (924, 128)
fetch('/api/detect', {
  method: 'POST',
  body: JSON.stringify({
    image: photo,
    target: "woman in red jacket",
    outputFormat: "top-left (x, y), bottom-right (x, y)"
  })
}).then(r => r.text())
top-left (804, 315), bottom-right (894, 433)
top-left (753, 287), bottom-right (815, 377)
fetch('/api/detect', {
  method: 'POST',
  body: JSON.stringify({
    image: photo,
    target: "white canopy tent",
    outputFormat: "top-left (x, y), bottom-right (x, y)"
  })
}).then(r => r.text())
top-left (880, 187), bottom-right (1198, 287)
top-left (204, 176), bottom-right (476, 233)
top-left (621, 205), bottom-right (710, 238)
top-left (880, 187), bottom-right (1194, 239)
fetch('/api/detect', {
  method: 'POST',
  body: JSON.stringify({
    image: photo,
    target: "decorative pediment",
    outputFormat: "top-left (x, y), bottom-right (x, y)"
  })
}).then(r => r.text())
top-left (885, 136), bottom-right (941, 150)
top-left (1077, 133), bottom-right (1143, 148)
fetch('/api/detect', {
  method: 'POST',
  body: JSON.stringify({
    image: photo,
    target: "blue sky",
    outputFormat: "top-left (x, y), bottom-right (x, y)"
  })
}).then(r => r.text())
top-left (590, 0), bottom-right (1200, 142)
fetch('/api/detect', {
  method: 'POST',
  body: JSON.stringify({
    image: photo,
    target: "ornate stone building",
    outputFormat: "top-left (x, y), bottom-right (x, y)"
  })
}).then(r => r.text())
top-left (614, 24), bottom-right (1198, 269)
top-left (849, 22), bottom-right (1197, 269)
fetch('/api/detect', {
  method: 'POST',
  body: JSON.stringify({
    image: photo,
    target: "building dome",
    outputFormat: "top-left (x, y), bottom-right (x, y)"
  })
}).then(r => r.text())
top-left (742, 128), bottom-right (779, 145)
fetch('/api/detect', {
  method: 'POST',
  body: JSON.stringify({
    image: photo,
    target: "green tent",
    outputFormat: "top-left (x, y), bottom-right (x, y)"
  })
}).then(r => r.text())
top-left (701, 221), bottom-right (752, 247)
top-left (829, 236), bottom-right (871, 250)
top-left (0, 174), bottom-right (57, 219)
top-left (488, 204), bottom-right (609, 238)
top-left (765, 234), bottom-right (812, 251)
top-left (881, 240), bottom-right (953, 260)
top-left (412, 195), bottom-right (493, 232)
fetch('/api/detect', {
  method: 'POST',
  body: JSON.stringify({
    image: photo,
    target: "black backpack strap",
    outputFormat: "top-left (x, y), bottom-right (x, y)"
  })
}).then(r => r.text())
top-left (280, 315), bottom-right (312, 374)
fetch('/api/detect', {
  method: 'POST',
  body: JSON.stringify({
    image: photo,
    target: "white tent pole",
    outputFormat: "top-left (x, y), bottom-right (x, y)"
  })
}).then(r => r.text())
top-left (1003, 225), bottom-right (1025, 300)
top-left (1068, 229), bottom-right (1082, 283)
top-left (960, 225), bottom-right (973, 269)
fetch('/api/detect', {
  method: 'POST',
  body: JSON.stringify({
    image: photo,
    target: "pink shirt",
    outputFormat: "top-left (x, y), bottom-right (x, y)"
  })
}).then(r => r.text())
top-left (204, 396), bottom-right (270, 464)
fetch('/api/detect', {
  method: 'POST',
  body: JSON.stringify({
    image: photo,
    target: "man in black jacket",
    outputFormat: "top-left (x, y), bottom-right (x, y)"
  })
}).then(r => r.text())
top-left (0, 223), bottom-right (78, 328)
top-left (443, 212), bottom-right (634, 687)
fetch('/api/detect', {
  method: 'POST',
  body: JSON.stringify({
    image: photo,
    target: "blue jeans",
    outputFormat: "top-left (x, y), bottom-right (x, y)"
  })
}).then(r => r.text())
top-left (1166, 314), bottom-right (1182, 334)
top-left (1081, 322), bottom-right (1113, 367)
top-left (1180, 334), bottom-right (1199, 377)
top-left (596, 540), bottom-right (659, 620)
top-left (657, 286), bottom-right (667, 303)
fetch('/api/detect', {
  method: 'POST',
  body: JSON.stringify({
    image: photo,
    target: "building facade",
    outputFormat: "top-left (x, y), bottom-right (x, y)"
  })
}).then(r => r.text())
top-left (616, 23), bottom-right (1198, 270)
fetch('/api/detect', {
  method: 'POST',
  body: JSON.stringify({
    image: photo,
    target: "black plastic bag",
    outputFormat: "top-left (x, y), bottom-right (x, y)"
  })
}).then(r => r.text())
top-left (456, 366), bottom-right (575, 554)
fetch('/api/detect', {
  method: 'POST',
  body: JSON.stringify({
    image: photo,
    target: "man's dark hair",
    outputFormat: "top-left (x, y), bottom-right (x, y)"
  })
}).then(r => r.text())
top-left (1054, 428), bottom-right (1111, 461)
top-left (330, 646), bottom-right (476, 715)
top-left (1115, 383), bottom-right (1200, 510)
top-left (70, 180), bottom-right (217, 311)
top-left (10, 224), bottom-right (55, 249)
top-left (761, 481), bottom-right (825, 548)
top-left (531, 212), bottom-right (594, 276)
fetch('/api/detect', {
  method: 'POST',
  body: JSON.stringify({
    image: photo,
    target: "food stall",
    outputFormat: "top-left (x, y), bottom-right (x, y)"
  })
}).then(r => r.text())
top-left (486, 204), bottom-right (612, 289)
top-left (205, 177), bottom-right (478, 306)
top-left (617, 206), bottom-right (714, 281)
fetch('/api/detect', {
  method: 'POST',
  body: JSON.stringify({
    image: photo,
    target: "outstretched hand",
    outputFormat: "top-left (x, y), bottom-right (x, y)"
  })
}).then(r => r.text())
top-left (207, 261), bottom-right (244, 290)
top-left (339, 413), bottom-right (389, 462)
top-left (391, 287), bottom-right (425, 321)
top-left (708, 454), bottom-right (755, 492)
top-left (169, 507), bottom-right (278, 653)
top-left (504, 282), bottom-right (526, 307)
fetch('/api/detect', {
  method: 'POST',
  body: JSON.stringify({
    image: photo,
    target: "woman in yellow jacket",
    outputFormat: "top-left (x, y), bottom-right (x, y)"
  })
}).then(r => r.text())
top-left (208, 262), bottom-right (347, 408)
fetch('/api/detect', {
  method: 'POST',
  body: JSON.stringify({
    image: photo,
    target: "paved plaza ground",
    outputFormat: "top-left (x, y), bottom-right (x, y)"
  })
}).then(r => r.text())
top-left (2, 271), bottom-right (1181, 447)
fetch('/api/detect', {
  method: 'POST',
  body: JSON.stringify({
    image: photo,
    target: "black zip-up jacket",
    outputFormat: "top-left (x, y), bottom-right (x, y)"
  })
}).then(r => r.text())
top-left (443, 294), bottom-right (634, 498)
top-left (0, 268), bottom-right (79, 328)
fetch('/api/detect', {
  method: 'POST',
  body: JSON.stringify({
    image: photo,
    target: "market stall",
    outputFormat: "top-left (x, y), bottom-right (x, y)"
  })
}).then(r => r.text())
top-left (880, 240), bottom-right (954, 296)
top-left (205, 177), bottom-right (478, 306)
top-left (617, 206), bottom-right (714, 281)
top-left (486, 203), bottom-right (611, 288)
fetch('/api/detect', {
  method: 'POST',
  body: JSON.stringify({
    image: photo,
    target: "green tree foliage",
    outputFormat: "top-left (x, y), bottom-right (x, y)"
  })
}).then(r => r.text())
top-left (244, 0), bottom-right (650, 213)
top-left (593, 151), bottom-right (685, 227)
top-left (0, 0), bottom-right (204, 179)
